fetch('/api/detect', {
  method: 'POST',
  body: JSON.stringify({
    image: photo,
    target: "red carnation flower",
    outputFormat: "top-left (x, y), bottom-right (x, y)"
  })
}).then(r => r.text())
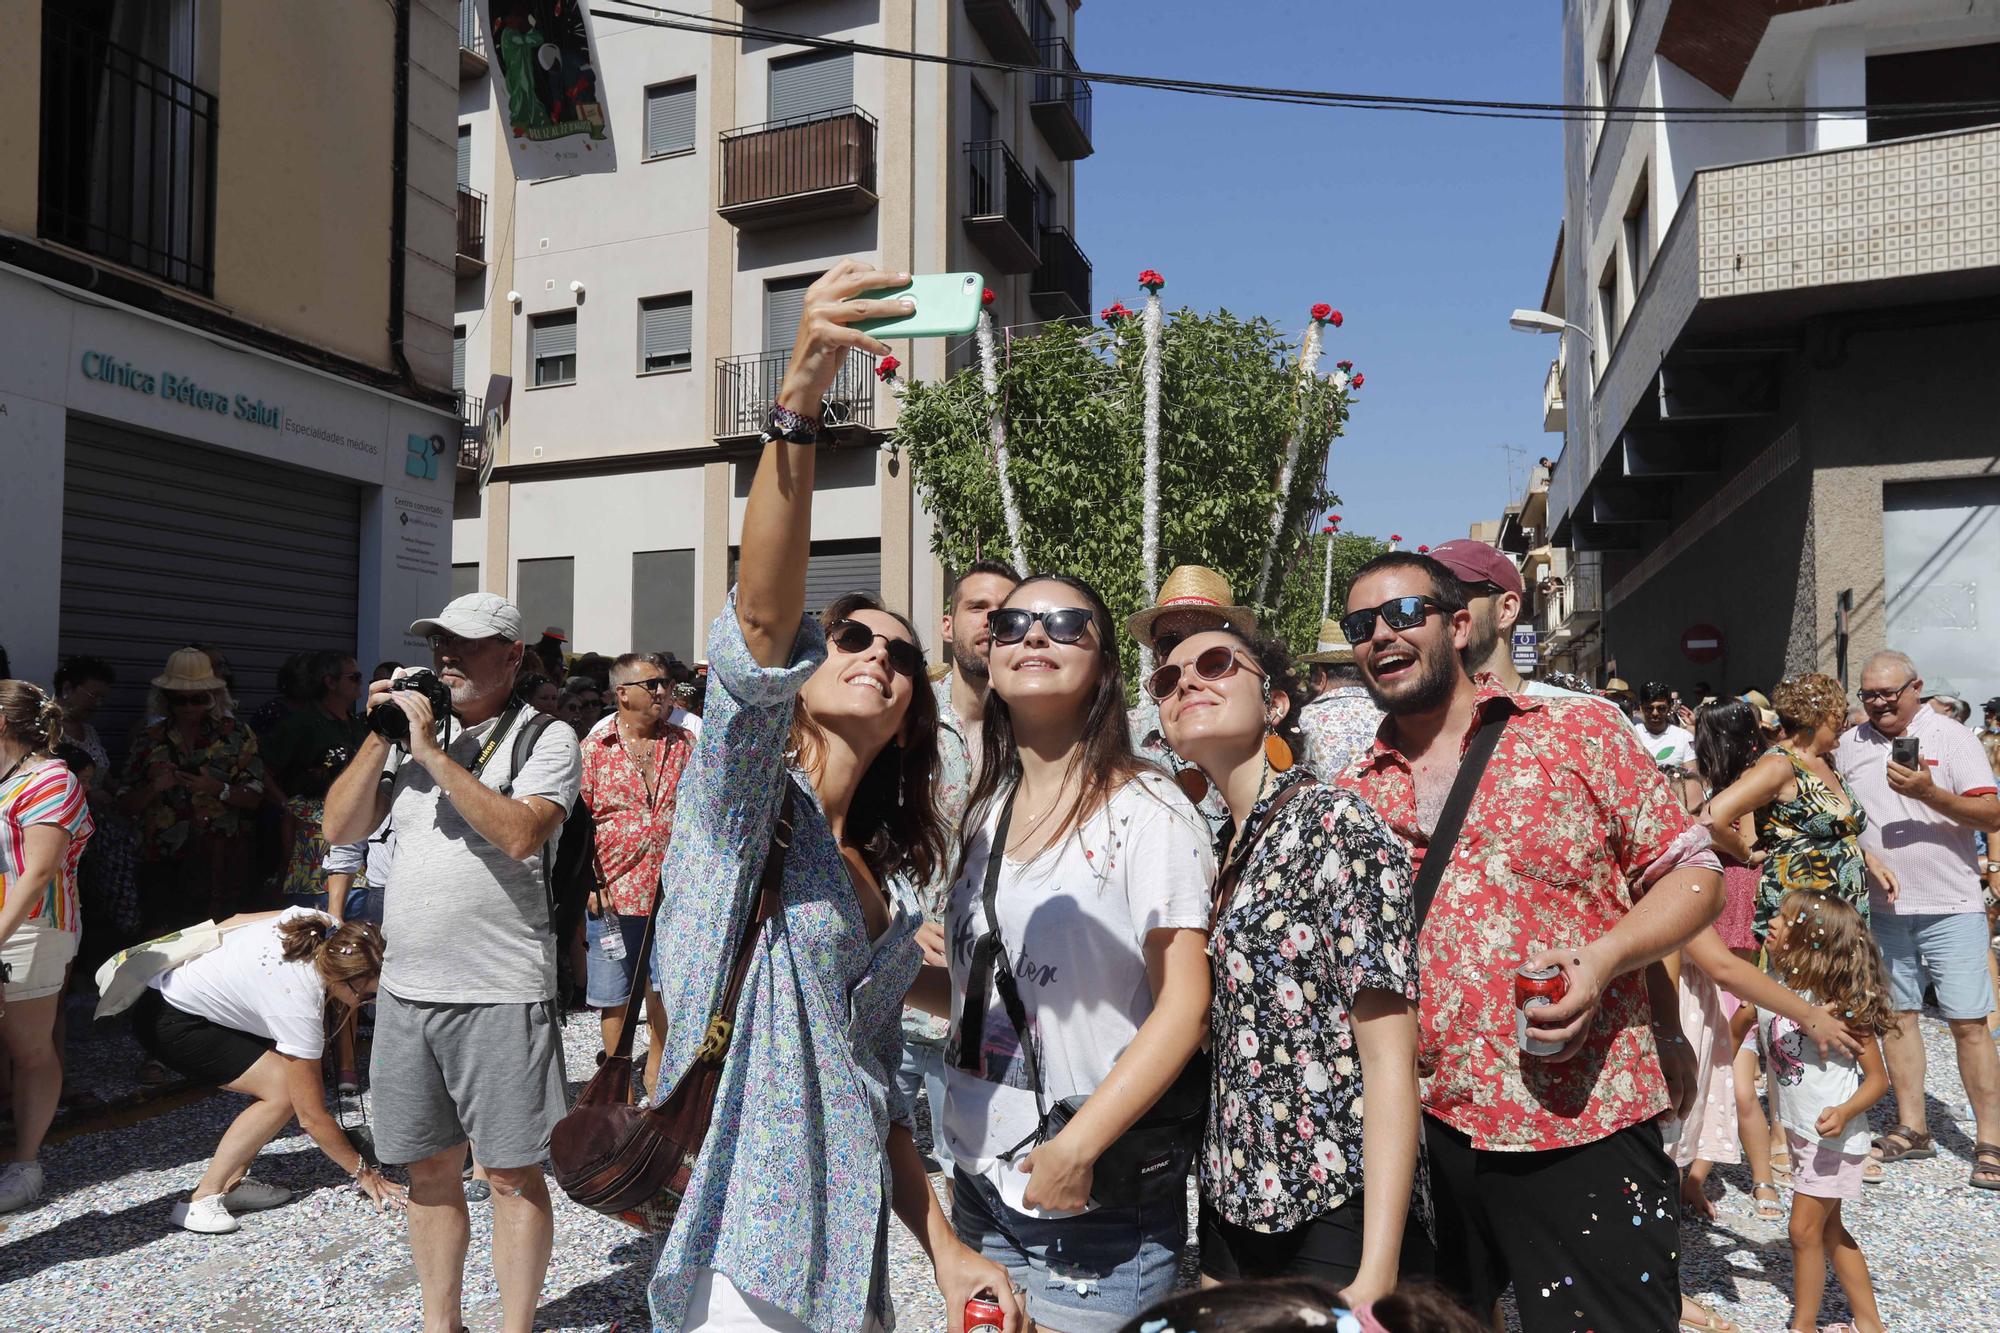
top-left (1137, 269), bottom-right (1165, 291)
top-left (1351, 372), bottom-right (1365, 388)
top-left (1101, 302), bottom-right (1134, 325)
top-left (1327, 310), bottom-right (1344, 328)
top-left (1310, 302), bottom-right (1333, 323)
top-left (1390, 534), bottom-right (1403, 543)
top-left (1417, 545), bottom-right (1431, 554)
top-left (1336, 359), bottom-right (1354, 371)
top-left (1328, 513), bottom-right (1341, 523)
top-left (875, 355), bottom-right (900, 382)
top-left (982, 288), bottom-right (996, 306)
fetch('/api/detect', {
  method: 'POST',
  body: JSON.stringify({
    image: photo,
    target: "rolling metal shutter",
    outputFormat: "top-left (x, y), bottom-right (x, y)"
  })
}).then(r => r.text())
top-left (765, 276), bottom-right (816, 352)
top-left (452, 325), bottom-right (466, 392)
top-left (805, 543), bottom-right (881, 613)
top-left (645, 80), bottom-right (697, 157)
top-left (768, 51), bottom-right (852, 123)
top-left (60, 418), bottom-right (362, 759)
top-left (457, 125), bottom-right (471, 189)
top-left (640, 294), bottom-right (692, 370)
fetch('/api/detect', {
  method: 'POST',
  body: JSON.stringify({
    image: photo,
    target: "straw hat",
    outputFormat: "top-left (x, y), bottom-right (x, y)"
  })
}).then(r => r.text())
top-left (1603, 677), bottom-right (1634, 698)
top-left (152, 648), bottom-right (226, 692)
top-left (1125, 565), bottom-right (1258, 648)
top-left (1299, 619), bottom-right (1356, 665)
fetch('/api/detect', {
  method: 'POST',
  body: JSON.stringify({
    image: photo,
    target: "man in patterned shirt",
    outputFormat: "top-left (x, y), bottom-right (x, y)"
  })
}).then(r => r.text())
top-left (1335, 552), bottom-right (1721, 1333)
top-left (1294, 619), bottom-right (1383, 781)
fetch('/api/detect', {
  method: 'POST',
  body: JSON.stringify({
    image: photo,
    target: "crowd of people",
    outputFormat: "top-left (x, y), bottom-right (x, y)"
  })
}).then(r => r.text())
top-left (4, 261), bottom-right (1997, 1333)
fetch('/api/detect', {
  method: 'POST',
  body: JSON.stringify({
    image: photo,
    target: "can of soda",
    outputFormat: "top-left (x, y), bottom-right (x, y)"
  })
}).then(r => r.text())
top-left (965, 1295), bottom-right (1007, 1330)
top-left (1514, 963), bottom-right (1568, 1057)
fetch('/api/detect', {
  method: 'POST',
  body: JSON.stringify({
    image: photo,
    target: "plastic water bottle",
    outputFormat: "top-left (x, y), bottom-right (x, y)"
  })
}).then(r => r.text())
top-left (598, 914), bottom-right (627, 961)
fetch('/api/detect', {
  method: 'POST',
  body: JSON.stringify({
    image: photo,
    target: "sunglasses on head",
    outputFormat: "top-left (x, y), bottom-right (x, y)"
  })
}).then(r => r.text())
top-left (1340, 595), bottom-right (1457, 645)
top-left (987, 607), bottom-right (1095, 646)
top-left (1145, 643), bottom-right (1265, 701)
top-left (827, 619), bottom-right (924, 679)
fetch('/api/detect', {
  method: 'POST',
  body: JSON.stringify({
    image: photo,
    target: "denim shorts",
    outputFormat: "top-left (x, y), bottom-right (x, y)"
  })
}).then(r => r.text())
top-left (950, 1168), bottom-right (1185, 1333)
top-left (1873, 909), bottom-right (1996, 1019)
top-left (585, 911), bottom-right (654, 1009)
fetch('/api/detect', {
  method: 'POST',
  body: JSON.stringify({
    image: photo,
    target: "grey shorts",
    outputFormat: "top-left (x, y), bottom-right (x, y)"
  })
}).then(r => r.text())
top-left (370, 990), bottom-right (569, 1170)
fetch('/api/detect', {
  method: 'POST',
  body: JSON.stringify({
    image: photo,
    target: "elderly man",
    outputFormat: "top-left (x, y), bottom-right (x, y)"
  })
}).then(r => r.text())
top-left (1334, 552), bottom-right (1720, 1332)
top-left (1294, 619), bottom-right (1382, 781)
top-left (1836, 650), bottom-right (2000, 1189)
top-left (323, 592), bottom-right (581, 1333)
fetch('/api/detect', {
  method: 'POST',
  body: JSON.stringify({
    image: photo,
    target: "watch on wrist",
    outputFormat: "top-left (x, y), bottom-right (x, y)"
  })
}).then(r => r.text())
top-left (761, 404), bottom-right (823, 446)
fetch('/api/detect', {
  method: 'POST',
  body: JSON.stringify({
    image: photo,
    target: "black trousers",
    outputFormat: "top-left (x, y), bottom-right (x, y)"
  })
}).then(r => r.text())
top-left (1424, 1115), bottom-right (1680, 1333)
top-left (1198, 1194), bottom-right (1436, 1288)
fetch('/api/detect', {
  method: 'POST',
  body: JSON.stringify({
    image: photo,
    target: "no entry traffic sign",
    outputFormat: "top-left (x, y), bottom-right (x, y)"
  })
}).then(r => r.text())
top-left (1682, 624), bottom-right (1725, 665)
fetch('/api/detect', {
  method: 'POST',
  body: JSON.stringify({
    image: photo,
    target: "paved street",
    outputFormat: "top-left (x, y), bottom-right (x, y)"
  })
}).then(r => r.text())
top-left (4, 1006), bottom-right (1998, 1332)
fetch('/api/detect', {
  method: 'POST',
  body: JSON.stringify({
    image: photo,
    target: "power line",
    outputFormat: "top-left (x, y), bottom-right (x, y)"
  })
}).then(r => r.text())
top-left (591, 2), bottom-right (2000, 126)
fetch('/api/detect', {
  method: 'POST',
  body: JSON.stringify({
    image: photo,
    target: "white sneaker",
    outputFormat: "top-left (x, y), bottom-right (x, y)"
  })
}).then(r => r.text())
top-left (171, 1194), bottom-right (240, 1234)
top-left (221, 1176), bottom-right (292, 1212)
top-left (0, 1161), bottom-right (43, 1213)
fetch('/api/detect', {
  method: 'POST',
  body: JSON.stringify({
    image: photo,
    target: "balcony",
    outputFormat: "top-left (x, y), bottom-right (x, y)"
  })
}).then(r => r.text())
top-left (456, 393), bottom-right (488, 476)
top-left (1029, 226), bottom-right (1092, 322)
top-left (715, 349), bottom-right (879, 443)
top-left (458, 0), bottom-right (487, 78)
top-left (718, 108), bottom-right (878, 231)
top-left (455, 185), bottom-right (487, 276)
top-left (1541, 356), bottom-right (1565, 434)
top-left (38, 5), bottom-right (218, 295)
top-left (963, 141), bottom-right (1039, 274)
top-left (963, 0), bottom-right (1039, 64)
top-left (1030, 40), bottom-right (1093, 161)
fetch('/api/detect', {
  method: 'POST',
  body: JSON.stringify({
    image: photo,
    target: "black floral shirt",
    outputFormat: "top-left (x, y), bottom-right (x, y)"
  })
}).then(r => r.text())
top-left (1202, 772), bottom-right (1421, 1233)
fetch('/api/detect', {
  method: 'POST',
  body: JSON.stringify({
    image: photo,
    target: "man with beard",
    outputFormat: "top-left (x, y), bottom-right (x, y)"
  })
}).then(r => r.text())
top-left (323, 592), bottom-right (581, 1333)
top-left (894, 558), bottom-right (1019, 1156)
top-left (1427, 539), bottom-right (1625, 716)
top-left (1333, 553), bottom-right (1721, 1333)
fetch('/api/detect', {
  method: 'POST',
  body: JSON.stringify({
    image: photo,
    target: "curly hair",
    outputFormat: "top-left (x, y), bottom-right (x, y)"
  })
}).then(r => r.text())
top-left (1771, 672), bottom-right (1849, 738)
top-left (1154, 625), bottom-right (1308, 762)
top-left (1770, 891), bottom-right (1900, 1036)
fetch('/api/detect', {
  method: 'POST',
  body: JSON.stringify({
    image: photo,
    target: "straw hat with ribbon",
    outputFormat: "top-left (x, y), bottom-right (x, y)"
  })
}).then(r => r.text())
top-left (1298, 619), bottom-right (1356, 666)
top-left (151, 648), bottom-right (226, 692)
top-left (1125, 565), bottom-right (1259, 649)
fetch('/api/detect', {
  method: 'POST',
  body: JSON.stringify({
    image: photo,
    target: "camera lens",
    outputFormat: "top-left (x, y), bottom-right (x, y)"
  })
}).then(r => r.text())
top-left (368, 700), bottom-right (411, 743)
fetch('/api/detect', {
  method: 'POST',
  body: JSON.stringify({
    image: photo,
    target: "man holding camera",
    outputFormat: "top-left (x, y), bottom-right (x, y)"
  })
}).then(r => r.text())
top-left (323, 592), bottom-right (581, 1333)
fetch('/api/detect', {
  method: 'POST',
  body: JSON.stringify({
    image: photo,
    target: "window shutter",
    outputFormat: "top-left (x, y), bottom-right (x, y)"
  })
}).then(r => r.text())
top-left (764, 278), bottom-right (816, 353)
top-left (457, 126), bottom-right (471, 189)
top-left (641, 295), bottom-right (692, 368)
top-left (533, 313), bottom-right (577, 361)
top-left (452, 326), bottom-right (466, 392)
top-left (768, 51), bottom-right (852, 123)
top-left (645, 81), bottom-right (696, 157)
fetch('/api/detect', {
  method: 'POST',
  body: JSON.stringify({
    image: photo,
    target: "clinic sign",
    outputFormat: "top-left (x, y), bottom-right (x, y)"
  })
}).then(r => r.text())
top-left (80, 349), bottom-right (284, 429)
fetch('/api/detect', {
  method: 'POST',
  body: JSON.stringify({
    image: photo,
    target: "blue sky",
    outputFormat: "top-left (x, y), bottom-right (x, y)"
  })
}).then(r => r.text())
top-left (1075, 0), bottom-right (1565, 549)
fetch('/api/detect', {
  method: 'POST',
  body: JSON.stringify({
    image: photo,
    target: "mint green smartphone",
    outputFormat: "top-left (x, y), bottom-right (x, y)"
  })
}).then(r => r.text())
top-left (853, 272), bottom-right (985, 339)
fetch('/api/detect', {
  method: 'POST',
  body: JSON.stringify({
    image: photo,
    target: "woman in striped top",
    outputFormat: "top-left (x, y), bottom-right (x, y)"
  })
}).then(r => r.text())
top-left (0, 679), bottom-right (96, 1214)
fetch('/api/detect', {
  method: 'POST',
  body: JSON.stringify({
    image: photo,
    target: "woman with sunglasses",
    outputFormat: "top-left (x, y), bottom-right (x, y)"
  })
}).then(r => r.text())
top-left (939, 579), bottom-right (1216, 1333)
top-left (1147, 627), bottom-right (1428, 1302)
top-left (646, 259), bottom-right (1018, 1333)
top-left (127, 908), bottom-right (406, 1233)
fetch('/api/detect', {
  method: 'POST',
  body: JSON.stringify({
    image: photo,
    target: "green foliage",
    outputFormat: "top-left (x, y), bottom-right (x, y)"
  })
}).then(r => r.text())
top-left (896, 309), bottom-right (1355, 680)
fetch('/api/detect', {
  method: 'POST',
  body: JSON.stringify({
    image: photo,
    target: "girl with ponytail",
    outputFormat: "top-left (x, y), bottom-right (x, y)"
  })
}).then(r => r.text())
top-left (128, 905), bottom-right (407, 1234)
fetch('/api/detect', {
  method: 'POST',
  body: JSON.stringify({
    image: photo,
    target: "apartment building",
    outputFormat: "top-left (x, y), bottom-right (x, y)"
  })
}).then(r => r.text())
top-left (0, 0), bottom-right (463, 745)
top-left (449, 0), bottom-right (1095, 662)
top-left (1528, 0), bottom-right (2000, 697)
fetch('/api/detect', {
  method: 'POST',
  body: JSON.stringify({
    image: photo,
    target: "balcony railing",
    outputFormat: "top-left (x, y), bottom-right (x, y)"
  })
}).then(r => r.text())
top-left (963, 0), bottom-right (1039, 64)
top-left (1029, 226), bottom-right (1091, 322)
top-left (38, 4), bottom-right (218, 295)
top-left (963, 141), bottom-right (1039, 274)
top-left (456, 185), bottom-right (487, 275)
top-left (456, 393), bottom-right (488, 475)
top-left (719, 107), bottom-right (879, 231)
top-left (458, 0), bottom-right (487, 77)
top-left (715, 349), bottom-right (878, 441)
top-left (1030, 39), bottom-right (1093, 161)
top-left (1541, 356), bottom-right (1565, 433)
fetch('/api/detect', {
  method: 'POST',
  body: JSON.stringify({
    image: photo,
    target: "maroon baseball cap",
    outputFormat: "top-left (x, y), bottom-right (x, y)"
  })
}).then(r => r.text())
top-left (1427, 539), bottom-right (1523, 599)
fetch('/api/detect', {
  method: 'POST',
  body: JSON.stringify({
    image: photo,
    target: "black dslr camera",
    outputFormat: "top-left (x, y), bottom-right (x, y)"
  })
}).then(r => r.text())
top-left (367, 667), bottom-right (453, 743)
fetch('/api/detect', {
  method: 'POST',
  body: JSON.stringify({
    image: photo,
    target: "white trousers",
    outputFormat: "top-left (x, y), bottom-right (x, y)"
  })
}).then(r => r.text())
top-left (685, 1269), bottom-right (885, 1333)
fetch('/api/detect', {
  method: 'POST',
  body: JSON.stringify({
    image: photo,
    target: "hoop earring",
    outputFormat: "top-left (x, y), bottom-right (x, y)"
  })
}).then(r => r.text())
top-left (1264, 731), bottom-right (1294, 773)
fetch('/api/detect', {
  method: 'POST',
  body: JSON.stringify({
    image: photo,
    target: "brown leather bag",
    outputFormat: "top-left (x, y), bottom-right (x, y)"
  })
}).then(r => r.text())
top-left (550, 783), bottom-right (795, 1233)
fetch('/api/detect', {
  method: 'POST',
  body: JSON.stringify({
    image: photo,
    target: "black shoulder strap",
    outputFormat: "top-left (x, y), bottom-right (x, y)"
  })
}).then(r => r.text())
top-left (1410, 710), bottom-right (1509, 931)
top-left (951, 790), bottom-right (1037, 1087)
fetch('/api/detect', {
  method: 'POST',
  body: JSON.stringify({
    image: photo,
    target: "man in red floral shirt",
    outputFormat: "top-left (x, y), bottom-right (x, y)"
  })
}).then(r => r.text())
top-left (1335, 552), bottom-right (1720, 1333)
top-left (579, 652), bottom-right (696, 1095)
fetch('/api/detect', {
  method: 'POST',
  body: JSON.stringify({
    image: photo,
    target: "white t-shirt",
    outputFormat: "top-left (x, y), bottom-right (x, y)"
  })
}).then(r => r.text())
top-left (1632, 721), bottom-right (1696, 769)
top-left (1760, 1005), bottom-right (1870, 1155)
top-left (155, 907), bottom-right (332, 1059)
top-left (1835, 707), bottom-right (1999, 916)
top-left (941, 770), bottom-right (1215, 1216)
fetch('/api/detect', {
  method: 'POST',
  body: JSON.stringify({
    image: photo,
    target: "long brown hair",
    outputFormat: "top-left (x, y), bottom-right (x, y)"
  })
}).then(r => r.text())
top-left (276, 914), bottom-right (385, 992)
top-left (0, 680), bottom-right (67, 759)
top-left (1770, 890), bottom-right (1899, 1036)
top-left (964, 573), bottom-right (1151, 858)
top-left (788, 592), bottom-right (946, 887)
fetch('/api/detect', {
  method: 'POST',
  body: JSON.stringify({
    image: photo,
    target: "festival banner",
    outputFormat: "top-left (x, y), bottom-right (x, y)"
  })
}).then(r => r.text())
top-left (482, 0), bottom-right (617, 177)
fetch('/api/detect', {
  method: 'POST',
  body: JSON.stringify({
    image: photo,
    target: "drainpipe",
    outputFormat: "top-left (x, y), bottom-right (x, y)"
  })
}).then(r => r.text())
top-left (388, 0), bottom-right (416, 389)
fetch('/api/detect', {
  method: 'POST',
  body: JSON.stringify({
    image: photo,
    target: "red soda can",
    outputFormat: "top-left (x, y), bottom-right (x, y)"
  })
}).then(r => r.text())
top-left (1514, 963), bottom-right (1568, 1057)
top-left (965, 1295), bottom-right (1007, 1330)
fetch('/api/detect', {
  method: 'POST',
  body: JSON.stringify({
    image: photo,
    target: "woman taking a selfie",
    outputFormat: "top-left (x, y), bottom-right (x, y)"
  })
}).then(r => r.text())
top-left (939, 576), bottom-right (1215, 1333)
top-left (1149, 619), bottom-right (1427, 1301)
top-left (646, 260), bottom-right (1019, 1333)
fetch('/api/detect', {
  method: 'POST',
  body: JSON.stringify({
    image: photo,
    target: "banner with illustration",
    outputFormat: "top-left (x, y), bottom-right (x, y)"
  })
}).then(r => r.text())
top-left (481, 0), bottom-right (617, 177)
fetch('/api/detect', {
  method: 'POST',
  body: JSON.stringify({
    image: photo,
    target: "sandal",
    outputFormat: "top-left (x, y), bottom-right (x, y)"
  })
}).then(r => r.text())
top-left (1750, 1180), bottom-right (1784, 1221)
top-left (1862, 1157), bottom-right (1885, 1185)
top-left (1969, 1142), bottom-right (2000, 1191)
top-left (1869, 1123), bottom-right (1936, 1163)
top-left (1677, 1299), bottom-right (1739, 1331)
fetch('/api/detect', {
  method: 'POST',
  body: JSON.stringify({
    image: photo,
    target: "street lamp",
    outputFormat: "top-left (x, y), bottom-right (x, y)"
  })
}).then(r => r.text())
top-left (1509, 308), bottom-right (1594, 345)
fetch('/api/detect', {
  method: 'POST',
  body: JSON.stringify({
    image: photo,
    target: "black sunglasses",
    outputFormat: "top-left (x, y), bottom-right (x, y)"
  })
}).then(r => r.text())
top-left (619, 677), bottom-right (671, 694)
top-left (827, 619), bottom-right (924, 679)
top-left (987, 607), bottom-right (1095, 646)
top-left (1146, 644), bottom-right (1265, 701)
top-left (166, 692), bottom-right (210, 707)
top-left (1340, 596), bottom-right (1456, 645)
